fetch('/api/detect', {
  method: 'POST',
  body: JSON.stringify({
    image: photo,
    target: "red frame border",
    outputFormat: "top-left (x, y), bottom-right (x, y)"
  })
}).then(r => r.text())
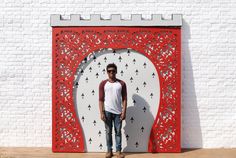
top-left (52, 26), bottom-right (181, 153)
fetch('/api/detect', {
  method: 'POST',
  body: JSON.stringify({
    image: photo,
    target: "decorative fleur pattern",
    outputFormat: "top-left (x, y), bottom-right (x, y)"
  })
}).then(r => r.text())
top-left (52, 27), bottom-right (181, 153)
top-left (74, 48), bottom-right (160, 152)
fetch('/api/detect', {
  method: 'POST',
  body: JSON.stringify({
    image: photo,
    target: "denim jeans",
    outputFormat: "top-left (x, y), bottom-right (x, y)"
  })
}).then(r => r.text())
top-left (104, 110), bottom-right (122, 152)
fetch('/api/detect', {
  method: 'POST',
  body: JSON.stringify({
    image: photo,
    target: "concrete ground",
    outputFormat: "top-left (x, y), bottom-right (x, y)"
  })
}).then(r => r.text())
top-left (0, 148), bottom-right (236, 158)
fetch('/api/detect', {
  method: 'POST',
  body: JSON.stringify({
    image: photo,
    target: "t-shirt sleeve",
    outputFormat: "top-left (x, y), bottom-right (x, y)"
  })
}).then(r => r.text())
top-left (122, 82), bottom-right (127, 101)
top-left (99, 81), bottom-right (105, 102)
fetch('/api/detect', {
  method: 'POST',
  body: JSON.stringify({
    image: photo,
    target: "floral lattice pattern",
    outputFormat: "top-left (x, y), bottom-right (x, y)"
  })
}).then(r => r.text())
top-left (52, 27), bottom-right (181, 152)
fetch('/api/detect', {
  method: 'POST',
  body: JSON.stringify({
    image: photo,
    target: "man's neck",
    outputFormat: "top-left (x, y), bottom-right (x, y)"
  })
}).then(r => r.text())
top-left (108, 77), bottom-right (116, 83)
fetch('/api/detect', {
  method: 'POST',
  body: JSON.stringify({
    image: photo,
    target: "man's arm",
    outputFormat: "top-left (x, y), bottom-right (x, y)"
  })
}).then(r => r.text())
top-left (99, 81), bottom-right (106, 121)
top-left (99, 101), bottom-right (106, 121)
top-left (99, 100), bottom-right (105, 115)
top-left (122, 99), bottom-right (127, 114)
top-left (121, 82), bottom-right (127, 120)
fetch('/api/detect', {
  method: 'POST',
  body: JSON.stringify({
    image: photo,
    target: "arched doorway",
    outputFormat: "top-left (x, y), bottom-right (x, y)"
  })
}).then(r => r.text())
top-left (73, 48), bottom-right (160, 152)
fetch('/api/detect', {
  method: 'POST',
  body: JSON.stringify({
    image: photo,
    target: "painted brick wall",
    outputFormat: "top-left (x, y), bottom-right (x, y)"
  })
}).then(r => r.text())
top-left (0, 0), bottom-right (236, 148)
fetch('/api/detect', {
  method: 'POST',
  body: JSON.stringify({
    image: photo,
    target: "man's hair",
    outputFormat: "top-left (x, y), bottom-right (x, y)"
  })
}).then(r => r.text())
top-left (106, 63), bottom-right (117, 72)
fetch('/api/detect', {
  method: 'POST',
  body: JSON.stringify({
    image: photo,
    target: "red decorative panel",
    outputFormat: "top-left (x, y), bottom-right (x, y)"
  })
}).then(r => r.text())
top-left (52, 26), bottom-right (181, 153)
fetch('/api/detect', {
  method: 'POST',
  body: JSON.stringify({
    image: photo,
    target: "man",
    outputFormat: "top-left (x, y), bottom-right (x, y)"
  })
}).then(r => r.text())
top-left (99, 63), bottom-right (127, 158)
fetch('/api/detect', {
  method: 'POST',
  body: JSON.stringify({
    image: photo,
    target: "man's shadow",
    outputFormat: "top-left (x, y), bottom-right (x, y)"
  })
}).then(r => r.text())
top-left (122, 94), bottom-right (155, 154)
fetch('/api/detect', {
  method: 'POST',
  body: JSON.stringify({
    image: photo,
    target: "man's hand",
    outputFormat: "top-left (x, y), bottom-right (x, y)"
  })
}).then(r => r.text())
top-left (120, 111), bottom-right (126, 121)
top-left (100, 112), bottom-right (106, 121)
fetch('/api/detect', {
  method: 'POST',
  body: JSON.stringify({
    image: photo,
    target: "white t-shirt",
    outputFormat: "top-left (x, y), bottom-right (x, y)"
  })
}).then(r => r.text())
top-left (99, 78), bottom-right (127, 114)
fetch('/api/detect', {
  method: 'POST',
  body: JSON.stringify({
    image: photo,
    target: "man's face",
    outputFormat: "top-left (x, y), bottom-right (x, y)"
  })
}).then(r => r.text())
top-left (107, 67), bottom-right (117, 78)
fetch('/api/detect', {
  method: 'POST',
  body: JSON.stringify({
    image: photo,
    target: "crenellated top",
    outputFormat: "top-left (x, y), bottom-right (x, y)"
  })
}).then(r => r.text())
top-left (50, 14), bottom-right (182, 27)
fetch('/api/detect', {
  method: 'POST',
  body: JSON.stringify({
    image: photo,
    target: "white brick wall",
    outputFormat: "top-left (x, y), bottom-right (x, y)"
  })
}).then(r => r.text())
top-left (0, 0), bottom-right (236, 148)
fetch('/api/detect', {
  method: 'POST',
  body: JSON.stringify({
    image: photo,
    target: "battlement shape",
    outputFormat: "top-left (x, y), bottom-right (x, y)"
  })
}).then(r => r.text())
top-left (50, 14), bottom-right (182, 27)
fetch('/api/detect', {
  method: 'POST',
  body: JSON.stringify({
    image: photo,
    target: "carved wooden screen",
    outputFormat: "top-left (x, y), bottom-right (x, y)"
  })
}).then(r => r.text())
top-left (50, 14), bottom-right (182, 153)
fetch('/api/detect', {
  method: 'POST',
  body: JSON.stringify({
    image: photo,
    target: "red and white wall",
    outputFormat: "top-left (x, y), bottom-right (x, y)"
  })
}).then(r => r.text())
top-left (0, 0), bottom-right (236, 149)
top-left (75, 49), bottom-right (160, 152)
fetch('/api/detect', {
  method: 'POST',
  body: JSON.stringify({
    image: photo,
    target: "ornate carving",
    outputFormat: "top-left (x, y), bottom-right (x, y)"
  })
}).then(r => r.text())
top-left (52, 27), bottom-right (181, 152)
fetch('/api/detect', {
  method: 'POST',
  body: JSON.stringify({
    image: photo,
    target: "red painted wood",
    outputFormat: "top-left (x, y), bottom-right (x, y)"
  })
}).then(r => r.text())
top-left (52, 26), bottom-right (181, 153)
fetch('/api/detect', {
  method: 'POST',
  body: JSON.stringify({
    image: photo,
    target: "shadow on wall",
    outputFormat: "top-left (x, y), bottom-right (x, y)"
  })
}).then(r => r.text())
top-left (123, 93), bottom-right (154, 152)
top-left (181, 19), bottom-right (203, 150)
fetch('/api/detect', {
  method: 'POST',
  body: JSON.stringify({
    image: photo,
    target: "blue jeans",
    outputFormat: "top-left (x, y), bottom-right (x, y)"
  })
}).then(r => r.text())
top-left (104, 110), bottom-right (122, 152)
